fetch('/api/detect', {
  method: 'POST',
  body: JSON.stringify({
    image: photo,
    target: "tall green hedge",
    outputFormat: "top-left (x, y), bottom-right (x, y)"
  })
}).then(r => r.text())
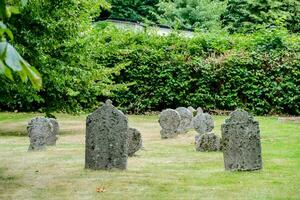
top-left (95, 25), bottom-right (300, 115)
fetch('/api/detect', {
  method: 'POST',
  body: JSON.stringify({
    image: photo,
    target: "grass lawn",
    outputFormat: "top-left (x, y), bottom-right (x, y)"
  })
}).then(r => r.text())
top-left (0, 112), bottom-right (299, 200)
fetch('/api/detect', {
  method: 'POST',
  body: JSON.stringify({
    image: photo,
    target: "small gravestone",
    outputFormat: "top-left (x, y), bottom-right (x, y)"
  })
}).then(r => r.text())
top-left (27, 117), bottom-right (52, 151)
top-left (196, 107), bottom-right (203, 115)
top-left (127, 127), bottom-right (142, 156)
top-left (175, 107), bottom-right (193, 134)
top-left (85, 100), bottom-right (128, 170)
top-left (193, 113), bottom-right (214, 135)
top-left (195, 132), bottom-right (221, 152)
top-left (187, 106), bottom-right (196, 116)
top-left (221, 109), bottom-right (262, 171)
top-left (46, 118), bottom-right (59, 145)
top-left (159, 109), bottom-right (180, 139)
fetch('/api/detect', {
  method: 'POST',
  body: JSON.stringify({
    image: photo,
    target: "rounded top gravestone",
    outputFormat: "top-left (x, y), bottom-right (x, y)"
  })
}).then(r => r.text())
top-left (27, 117), bottom-right (53, 151)
top-left (175, 107), bottom-right (193, 134)
top-left (127, 127), bottom-right (142, 157)
top-left (159, 109), bottom-right (181, 131)
top-left (196, 107), bottom-right (203, 115)
top-left (193, 113), bottom-right (214, 134)
top-left (187, 106), bottom-right (196, 116)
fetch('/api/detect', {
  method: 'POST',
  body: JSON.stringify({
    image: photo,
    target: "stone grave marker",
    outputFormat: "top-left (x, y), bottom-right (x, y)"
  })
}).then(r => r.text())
top-left (159, 109), bottom-right (180, 139)
top-left (27, 117), bottom-right (52, 151)
top-left (46, 118), bottom-right (59, 145)
top-left (187, 106), bottom-right (196, 116)
top-left (85, 100), bottom-right (128, 170)
top-left (175, 107), bottom-right (193, 134)
top-left (193, 113), bottom-right (214, 135)
top-left (221, 109), bottom-right (262, 171)
top-left (195, 132), bottom-right (221, 152)
top-left (127, 127), bottom-right (142, 156)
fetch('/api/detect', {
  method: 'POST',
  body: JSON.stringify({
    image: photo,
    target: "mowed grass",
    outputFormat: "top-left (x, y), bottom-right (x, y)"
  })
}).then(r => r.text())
top-left (0, 112), bottom-right (299, 200)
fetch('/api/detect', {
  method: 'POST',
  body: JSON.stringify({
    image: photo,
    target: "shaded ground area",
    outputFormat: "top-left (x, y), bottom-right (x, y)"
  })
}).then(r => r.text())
top-left (0, 112), bottom-right (299, 199)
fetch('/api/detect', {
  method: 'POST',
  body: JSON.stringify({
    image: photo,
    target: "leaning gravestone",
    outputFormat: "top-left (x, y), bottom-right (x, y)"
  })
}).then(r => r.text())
top-left (193, 113), bottom-right (214, 135)
top-left (221, 109), bottom-right (262, 171)
top-left (85, 100), bottom-right (128, 170)
top-left (159, 109), bottom-right (180, 139)
top-left (27, 117), bottom-right (53, 151)
top-left (127, 127), bottom-right (142, 156)
top-left (46, 118), bottom-right (59, 145)
top-left (195, 132), bottom-right (221, 152)
top-left (175, 107), bottom-right (193, 134)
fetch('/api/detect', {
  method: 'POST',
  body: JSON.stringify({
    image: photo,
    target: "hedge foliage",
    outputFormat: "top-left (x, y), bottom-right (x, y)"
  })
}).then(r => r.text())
top-left (95, 24), bottom-right (300, 115)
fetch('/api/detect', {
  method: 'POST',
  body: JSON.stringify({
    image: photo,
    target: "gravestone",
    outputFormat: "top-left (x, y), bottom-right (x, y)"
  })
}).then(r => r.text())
top-left (175, 107), bottom-right (193, 134)
top-left (127, 127), bottom-right (142, 156)
top-left (196, 107), bottom-right (203, 115)
top-left (85, 100), bottom-right (128, 170)
top-left (221, 109), bottom-right (262, 171)
top-left (187, 106), bottom-right (196, 116)
top-left (27, 117), bottom-right (52, 151)
top-left (46, 118), bottom-right (59, 145)
top-left (195, 132), bottom-right (221, 152)
top-left (159, 109), bottom-right (180, 139)
top-left (193, 113), bottom-right (214, 135)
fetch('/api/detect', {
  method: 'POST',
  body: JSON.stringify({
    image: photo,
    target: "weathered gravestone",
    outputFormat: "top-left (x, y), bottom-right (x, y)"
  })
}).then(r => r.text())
top-left (175, 107), bottom-right (193, 134)
top-left (159, 109), bottom-right (180, 139)
top-left (85, 100), bottom-right (128, 170)
top-left (27, 117), bottom-right (53, 151)
top-left (47, 118), bottom-right (59, 145)
top-left (127, 127), bottom-right (142, 156)
top-left (187, 106), bottom-right (197, 116)
top-left (193, 113), bottom-right (214, 135)
top-left (221, 109), bottom-right (262, 171)
top-left (196, 107), bottom-right (203, 115)
top-left (195, 132), bottom-right (221, 152)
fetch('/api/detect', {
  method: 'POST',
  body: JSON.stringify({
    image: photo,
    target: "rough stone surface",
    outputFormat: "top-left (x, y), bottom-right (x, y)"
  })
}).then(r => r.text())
top-left (187, 106), bottom-right (197, 116)
top-left (27, 117), bottom-right (52, 151)
top-left (195, 132), bottom-right (221, 152)
top-left (196, 107), bottom-right (203, 115)
top-left (85, 100), bottom-right (128, 170)
top-left (127, 127), bottom-right (142, 156)
top-left (159, 109), bottom-right (181, 139)
top-left (221, 109), bottom-right (262, 171)
top-left (175, 107), bottom-right (193, 134)
top-left (193, 113), bottom-right (214, 134)
top-left (46, 118), bottom-right (59, 145)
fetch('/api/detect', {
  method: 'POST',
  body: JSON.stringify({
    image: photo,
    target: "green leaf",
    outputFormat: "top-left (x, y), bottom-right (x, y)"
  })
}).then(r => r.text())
top-left (4, 42), bottom-right (23, 71)
top-left (0, 60), bottom-right (13, 80)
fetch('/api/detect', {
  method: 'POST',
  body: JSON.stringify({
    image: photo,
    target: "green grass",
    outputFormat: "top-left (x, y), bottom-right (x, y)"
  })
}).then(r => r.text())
top-left (0, 112), bottom-right (299, 200)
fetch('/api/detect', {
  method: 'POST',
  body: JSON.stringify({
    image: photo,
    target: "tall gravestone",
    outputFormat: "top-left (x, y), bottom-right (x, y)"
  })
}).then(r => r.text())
top-left (221, 109), bottom-right (262, 171)
top-left (85, 100), bottom-right (128, 170)
top-left (175, 107), bottom-right (193, 134)
top-left (159, 109), bottom-right (180, 139)
top-left (127, 127), bottom-right (143, 156)
top-left (27, 117), bottom-right (52, 151)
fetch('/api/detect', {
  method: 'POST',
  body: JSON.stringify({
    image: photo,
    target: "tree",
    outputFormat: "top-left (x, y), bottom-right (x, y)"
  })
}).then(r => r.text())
top-left (0, 0), bottom-right (125, 113)
top-left (107, 0), bottom-right (160, 22)
top-left (221, 0), bottom-right (300, 33)
top-left (0, 0), bottom-right (41, 89)
top-left (157, 0), bottom-right (226, 31)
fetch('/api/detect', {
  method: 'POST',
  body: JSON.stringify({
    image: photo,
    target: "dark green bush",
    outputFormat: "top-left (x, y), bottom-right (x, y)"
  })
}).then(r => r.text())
top-left (94, 25), bottom-right (300, 115)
